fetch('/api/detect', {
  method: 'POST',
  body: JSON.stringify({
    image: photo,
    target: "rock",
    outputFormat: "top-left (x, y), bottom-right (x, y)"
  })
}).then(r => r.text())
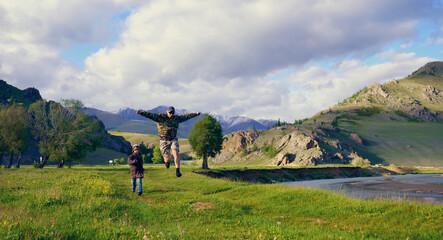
top-left (292, 149), bottom-right (326, 166)
top-left (23, 87), bottom-right (43, 102)
top-left (333, 153), bottom-right (345, 163)
top-left (101, 134), bottom-right (131, 154)
top-left (368, 83), bottom-right (389, 98)
top-left (277, 133), bottom-right (319, 151)
top-left (330, 140), bottom-right (343, 150)
top-left (350, 133), bottom-right (364, 145)
top-left (348, 151), bottom-right (361, 160)
top-left (423, 85), bottom-right (442, 102)
top-left (221, 130), bottom-right (260, 153)
top-left (272, 152), bottom-right (295, 166)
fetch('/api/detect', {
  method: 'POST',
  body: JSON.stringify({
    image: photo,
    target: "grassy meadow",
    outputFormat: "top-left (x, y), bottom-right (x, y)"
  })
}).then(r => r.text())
top-left (1, 166), bottom-right (442, 239)
top-left (338, 118), bottom-right (443, 166)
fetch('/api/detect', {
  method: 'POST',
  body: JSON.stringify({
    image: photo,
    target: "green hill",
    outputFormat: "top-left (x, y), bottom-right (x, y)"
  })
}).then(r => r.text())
top-left (214, 61), bottom-right (443, 167)
top-left (0, 79), bottom-right (42, 106)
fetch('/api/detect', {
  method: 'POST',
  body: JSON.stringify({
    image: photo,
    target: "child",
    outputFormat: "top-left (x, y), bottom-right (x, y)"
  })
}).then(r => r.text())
top-left (128, 144), bottom-right (144, 195)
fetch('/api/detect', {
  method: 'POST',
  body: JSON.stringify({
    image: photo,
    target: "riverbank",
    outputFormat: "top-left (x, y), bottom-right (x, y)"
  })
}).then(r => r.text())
top-left (194, 166), bottom-right (442, 183)
top-left (351, 175), bottom-right (443, 195)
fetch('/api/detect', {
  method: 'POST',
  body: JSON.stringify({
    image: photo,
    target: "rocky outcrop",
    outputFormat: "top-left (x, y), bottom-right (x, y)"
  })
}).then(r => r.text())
top-left (101, 134), bottom-right (131, 154)
top-left (350, 133), bottom-right (364, 145)
top-left (215, 127), bottom-right (338, 167)
top-left (23, 87), bottom-right (43, 102)
top-left (423, 85), bottom-right (442, 102)
top-left (0, 80), bottom-right (42, 106)
top-left (353, 81), bottom-right (442, 122)
top-left (221, 130), bottom-right (261, 153)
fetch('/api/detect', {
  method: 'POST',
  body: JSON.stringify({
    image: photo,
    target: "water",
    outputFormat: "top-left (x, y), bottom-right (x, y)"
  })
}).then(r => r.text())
top-left (282, 174), bottom-right (443, 203)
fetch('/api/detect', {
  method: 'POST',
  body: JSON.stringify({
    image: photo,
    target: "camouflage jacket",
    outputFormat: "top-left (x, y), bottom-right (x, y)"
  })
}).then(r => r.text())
top-left (137, 111), bottom-right (199, 139)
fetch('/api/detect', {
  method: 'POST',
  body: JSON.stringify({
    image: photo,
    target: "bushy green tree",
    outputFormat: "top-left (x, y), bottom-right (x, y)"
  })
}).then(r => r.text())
top-left (29, 99), bottom-right (103, 168)
top-left (0, 130), bottom-right (7, 167)
top-left (188, 114), bottom-right (223, 169)
top-left (28, 101), bottom-right (51, 168)
top-left (151, 146), bottom-right (164, 164)
top-left (0, 104), bottom-right (31, 168)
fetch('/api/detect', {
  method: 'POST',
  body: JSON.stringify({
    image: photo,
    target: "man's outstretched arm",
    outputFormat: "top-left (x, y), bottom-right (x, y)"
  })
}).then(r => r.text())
top-left (136, 110), bottom-right (163, 122)
top-left (177, 112), bottom-right (201, 123)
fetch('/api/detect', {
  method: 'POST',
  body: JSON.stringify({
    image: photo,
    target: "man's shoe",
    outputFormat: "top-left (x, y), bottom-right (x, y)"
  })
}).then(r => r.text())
top-left (176, 168), bottom-right (182, 178)
top-left (165, 161), bottom-right (170, 169)
top-left (138, 192), bottom-right (142, 196)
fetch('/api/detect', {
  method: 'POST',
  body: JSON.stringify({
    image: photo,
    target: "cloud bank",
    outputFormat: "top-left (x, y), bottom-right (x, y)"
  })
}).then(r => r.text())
top-left (0, 0), bottom-right (442, 121)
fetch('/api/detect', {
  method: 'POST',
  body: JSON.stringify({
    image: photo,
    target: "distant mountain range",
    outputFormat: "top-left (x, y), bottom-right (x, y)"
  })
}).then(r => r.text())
top-left (82, 106), bottom-right (277, 138)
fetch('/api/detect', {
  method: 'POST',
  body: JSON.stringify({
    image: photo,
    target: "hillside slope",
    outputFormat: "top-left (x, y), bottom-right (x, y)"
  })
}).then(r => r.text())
top-left (214, 62), bottom-right (443, 167)
top-left (0, 81), bottom-right (131, 165)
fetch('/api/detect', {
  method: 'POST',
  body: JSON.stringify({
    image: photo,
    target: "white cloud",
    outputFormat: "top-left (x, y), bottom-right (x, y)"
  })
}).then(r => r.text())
top-left (0, 0), bottom-right (441, 122)
top-left (277, 54), bottom-right (436, 121)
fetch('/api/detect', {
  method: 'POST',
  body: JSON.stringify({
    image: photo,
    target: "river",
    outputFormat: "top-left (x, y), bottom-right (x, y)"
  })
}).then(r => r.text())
top-left (282, 174), bottom-right (443, 204)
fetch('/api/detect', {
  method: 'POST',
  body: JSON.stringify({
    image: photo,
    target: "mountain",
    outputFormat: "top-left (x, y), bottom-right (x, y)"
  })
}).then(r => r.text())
top-left (0, 80), bottom-right (131, 165)
top-left (214, 61), bottom-right (443, 167)
top-left (0, 80), bottom-right (42, 106)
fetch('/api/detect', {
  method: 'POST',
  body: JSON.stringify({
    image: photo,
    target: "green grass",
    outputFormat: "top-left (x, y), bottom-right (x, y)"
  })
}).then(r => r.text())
top-left (109, 131), bottom-right (160, 147)
top-left (338, 118), bottom-right (443, 166)
top-left (1, 166), bottom-right (442, 239)
top-left (83, 147), bottom-right (129, 165)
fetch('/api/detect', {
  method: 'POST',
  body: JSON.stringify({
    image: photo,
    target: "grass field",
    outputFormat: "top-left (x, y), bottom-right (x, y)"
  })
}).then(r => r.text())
top-left (0, 166), bottom-right (442, 239)
top-left (83, 147), bottom-right (129, 165)
top-left (338, 118), bottom-right (443, 166)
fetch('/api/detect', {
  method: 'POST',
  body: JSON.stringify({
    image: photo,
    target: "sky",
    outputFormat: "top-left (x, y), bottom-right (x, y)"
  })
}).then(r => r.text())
top-left (1, 0), bottom-right (442, 122)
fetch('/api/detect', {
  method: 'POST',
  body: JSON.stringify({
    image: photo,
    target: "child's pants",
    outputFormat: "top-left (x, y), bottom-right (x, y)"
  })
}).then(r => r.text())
top-left (131, 178), bottom-right (142, 193)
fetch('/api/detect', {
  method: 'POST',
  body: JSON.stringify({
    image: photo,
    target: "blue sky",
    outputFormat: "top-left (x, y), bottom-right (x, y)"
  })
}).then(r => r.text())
top-left (1, 0), bottom-right (442, 121)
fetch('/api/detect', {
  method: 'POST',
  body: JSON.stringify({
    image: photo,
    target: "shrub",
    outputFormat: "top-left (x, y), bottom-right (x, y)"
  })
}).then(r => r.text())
top-left (151, 146), bottom-right (164, 164)
top-left (241, 147), bottom-right (248, 156)
top-left (33, 162), bottom-right (40, 168)
top-left (266, 138), bottom-right (278, 158)
top-left (351, 157), bottom-right (371, 167)
top-left (251, 143), bottom-right (258, 152)
top-left (114, 158), bottom-right (125, 165)
top-left (182, 156), bottom-right (193, 160)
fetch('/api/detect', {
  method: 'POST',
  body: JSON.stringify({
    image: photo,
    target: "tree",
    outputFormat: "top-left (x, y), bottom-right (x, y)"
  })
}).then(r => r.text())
top-left (0, 129), bottom-right (6, 167)
top-left (29, 99), bottom-right (103, 168)
top-left (0, 104), bottom-right (31, 168)
top-left (188, 114), bottom-right (223, 169)
top-left (139, 142), bottom-right (153, 163)
top-left (151, 146), bottom-right (164, 164)
top-left (28, 101), bottom-right (52, 168)
top-left (50, 100), bottom-right (103, 168)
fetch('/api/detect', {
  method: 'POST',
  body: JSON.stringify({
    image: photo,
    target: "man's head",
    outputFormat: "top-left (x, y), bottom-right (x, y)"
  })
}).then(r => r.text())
top-left (166, 106), bottom-right (175, 118)
top-left (132, 144), bottom-right (140, 153)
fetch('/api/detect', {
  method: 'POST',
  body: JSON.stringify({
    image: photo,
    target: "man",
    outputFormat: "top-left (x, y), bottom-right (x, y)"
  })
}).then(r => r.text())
top-left (128, 144), bottom-right (144, 195)
top-left (136, 106), bottom-right (200, 177)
